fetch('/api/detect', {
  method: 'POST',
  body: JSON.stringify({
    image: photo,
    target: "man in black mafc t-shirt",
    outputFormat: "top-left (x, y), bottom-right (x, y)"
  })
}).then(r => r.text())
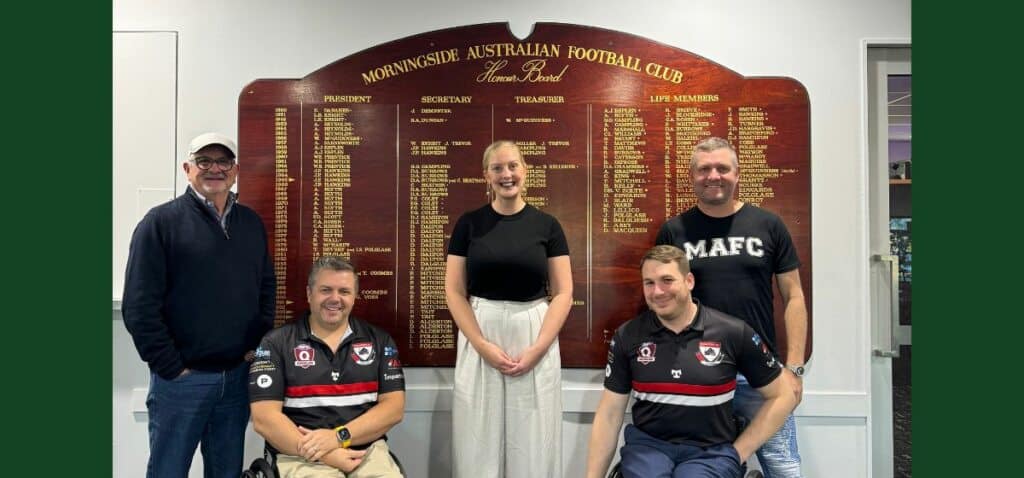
top-left (656, 137), bottom-right (808, 478)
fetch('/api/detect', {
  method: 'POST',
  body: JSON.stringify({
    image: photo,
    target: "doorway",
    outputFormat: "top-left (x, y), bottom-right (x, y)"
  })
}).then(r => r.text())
top-left (868, 44), bottom-right (911, 478)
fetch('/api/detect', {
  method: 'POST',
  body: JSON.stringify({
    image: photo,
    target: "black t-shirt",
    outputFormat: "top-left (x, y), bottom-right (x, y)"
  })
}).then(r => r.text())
top-left (604, 305), bottom-right (782, 447)
top-left (447, 203), bottom-right (569, 301)
top-left (655, 204), bottom-right (800, 348)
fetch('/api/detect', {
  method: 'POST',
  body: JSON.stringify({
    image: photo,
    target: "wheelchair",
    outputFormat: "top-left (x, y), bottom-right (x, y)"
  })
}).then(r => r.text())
top-left (606, 415), bottom-right (763, 478)
top-left (606, 462), bottom-right (763, 478)
top-left (242, 443), bottom-right (405, 478)
top-left (242, 446), bottom-right (276, 478)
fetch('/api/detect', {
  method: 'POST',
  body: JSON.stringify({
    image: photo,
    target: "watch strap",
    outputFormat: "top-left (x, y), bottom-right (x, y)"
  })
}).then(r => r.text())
top-left (334, 425), bottom-right (352, 448)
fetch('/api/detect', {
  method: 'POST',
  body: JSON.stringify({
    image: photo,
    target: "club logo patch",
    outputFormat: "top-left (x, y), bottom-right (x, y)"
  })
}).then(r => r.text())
top-left (637, 342), bottom-right (657, 365)
top-left (351, 342), bottom-right (375, 365)
top-left (293, 344), bottom-right (316, 369)
top-left (696, 341), bottom-right (724, 366)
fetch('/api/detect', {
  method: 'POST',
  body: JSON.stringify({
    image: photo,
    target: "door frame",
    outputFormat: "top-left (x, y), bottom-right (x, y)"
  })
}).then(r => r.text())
top-left (863, 40), bottom-right (910, 478)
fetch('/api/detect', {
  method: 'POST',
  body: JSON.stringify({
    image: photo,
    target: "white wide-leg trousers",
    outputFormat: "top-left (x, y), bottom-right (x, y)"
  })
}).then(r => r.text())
top-left (452, 296), bottom-right (562, 478)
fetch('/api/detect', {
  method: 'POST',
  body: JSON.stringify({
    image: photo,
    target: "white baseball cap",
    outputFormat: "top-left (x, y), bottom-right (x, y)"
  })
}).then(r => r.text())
top-left (187, 132), bottom-right (237, 158)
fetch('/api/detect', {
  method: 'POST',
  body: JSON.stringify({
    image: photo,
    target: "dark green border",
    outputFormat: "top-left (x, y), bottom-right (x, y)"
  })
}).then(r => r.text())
top-left (3, 3), bottom-right (111, 474)
top-left (914, 2), bottom-right (1018, 475)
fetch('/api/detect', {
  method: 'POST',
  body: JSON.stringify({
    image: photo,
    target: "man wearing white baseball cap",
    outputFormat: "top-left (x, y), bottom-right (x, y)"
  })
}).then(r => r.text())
top-left (122, 132), bottom-right (277, 477)
top-left (185, 132), bottom-right (239, 214)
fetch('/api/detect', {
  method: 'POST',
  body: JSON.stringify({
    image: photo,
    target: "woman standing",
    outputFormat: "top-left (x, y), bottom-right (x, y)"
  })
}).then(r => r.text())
top-left (446, 140), bottom-right (573, 478)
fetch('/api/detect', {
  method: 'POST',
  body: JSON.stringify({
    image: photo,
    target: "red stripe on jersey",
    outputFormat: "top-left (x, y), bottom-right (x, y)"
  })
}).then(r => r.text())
top-left (632, 380), bottom-right (736, 396)
top-left (286, 381), bottom-right (379, 397)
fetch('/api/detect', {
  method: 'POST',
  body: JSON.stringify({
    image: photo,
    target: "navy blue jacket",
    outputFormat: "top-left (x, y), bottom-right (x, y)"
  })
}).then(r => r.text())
top-left (122, 188), bottom-right (276, 379)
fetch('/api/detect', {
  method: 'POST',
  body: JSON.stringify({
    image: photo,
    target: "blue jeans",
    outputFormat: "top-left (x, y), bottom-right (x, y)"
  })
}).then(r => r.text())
top-left (145, 362), bottom-right (250, 478)
top-left (733, 374), bottom-right (803, 478)
top-left (620, 425), bottom-right (743, 478)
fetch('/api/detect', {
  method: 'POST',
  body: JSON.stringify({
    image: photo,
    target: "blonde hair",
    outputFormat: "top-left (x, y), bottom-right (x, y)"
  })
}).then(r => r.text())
top-left (482, 140), bottom-right (528, 201)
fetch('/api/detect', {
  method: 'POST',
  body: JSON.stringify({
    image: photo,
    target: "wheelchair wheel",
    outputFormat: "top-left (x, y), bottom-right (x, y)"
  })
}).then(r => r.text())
top-left (248, 457), bottom-right (276, 478)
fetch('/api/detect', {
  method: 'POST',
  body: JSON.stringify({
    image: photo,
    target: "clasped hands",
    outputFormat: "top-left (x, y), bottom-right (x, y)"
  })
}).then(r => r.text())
top-left (476, 340), bottom-right (546, 377)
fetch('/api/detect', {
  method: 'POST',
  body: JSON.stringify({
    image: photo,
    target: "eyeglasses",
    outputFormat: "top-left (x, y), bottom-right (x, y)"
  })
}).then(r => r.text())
top-left (191, 156), bottom-right (236, 171)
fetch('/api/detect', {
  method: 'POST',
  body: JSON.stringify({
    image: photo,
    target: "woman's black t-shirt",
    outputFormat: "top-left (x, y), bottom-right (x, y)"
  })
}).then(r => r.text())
top-left (447, 203), bottom-right (569, 301)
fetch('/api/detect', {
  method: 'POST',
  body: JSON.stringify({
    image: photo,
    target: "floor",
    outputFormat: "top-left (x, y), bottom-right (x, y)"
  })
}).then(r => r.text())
top-left (893, 345), bottom-right (912, 477)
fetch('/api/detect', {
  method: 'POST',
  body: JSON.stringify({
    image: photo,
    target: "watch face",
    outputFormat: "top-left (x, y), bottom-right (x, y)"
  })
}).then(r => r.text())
top-left (791, 366), bottom-right (805, 376)
top-left (337, 428), bottom-right (351, 442)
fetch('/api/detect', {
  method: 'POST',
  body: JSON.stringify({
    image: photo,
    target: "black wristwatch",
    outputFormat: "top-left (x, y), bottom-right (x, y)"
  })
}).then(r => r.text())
top-left (335, 426), bottom-right (352, 448)
top-left (786, 364), bottom-right (806, 377)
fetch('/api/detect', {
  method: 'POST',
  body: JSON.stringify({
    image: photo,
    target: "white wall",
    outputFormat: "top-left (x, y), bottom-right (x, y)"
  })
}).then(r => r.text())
top-left (112, 31), bottom-right (176, 298)
top-left (112, 1), bottom-right (911, 476)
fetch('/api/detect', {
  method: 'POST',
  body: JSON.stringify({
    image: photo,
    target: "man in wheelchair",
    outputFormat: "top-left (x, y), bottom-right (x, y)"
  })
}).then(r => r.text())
top-left (249, 256), bottom-right (406, 477)
top-left (585, 246), bottom-right (800, 478)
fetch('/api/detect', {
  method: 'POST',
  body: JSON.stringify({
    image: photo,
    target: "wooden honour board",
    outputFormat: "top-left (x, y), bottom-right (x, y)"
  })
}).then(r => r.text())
top-left (239, 22), bottom-right (812, 367)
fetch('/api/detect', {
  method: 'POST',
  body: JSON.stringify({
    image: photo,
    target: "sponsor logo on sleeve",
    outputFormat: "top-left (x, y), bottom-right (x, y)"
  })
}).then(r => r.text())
top-left (249, 360), bottom-right (276, 374)
top-left (256, 374), bottom-right (273, 388)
